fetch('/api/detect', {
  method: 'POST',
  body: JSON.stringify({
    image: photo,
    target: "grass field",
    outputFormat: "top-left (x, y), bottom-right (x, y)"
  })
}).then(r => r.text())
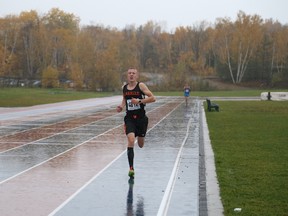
top-left (0, 87), bottom-right (276, 107)
top-left (0, 88), bottom-right (115, 107)
top-left (205, 100), bottom-right (288, 216)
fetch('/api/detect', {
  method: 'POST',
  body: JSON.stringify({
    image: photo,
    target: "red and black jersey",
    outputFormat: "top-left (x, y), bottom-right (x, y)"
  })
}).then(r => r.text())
top-left (123, 82), bottom-right (145, 118)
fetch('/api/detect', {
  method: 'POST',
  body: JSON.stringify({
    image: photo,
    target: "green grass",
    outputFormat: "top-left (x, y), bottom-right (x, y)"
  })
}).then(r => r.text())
top-left (0, 87), bottom-right (285, 107)
top-left (205, 101), bottom-right (288, 216)
top-left (0, 88), bottom-right (115, 107)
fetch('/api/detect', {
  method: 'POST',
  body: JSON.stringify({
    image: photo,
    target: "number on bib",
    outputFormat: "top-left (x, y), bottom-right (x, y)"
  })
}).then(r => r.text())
top-left (127, 99), bottom-right (141, 111)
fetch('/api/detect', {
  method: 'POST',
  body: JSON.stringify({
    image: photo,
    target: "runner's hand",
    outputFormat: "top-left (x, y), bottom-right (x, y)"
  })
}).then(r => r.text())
top-left (131, 98), bottom-right (139, 105)
top-left (116, 105), bottom-right (123, 112)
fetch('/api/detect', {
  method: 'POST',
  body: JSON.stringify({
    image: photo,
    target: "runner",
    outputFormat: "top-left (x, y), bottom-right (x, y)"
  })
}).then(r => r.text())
top-left (183, 83), bottom-right (191, 107)
top-left (116, 68), bottom-right (156, 178)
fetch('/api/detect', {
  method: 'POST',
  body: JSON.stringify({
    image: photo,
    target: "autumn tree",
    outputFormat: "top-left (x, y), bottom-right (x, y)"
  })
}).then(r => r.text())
top-left (136, 21), bottom-right (163, 71)
top-left (41, 65), bottom-right (59, 88)
top-left (93, 29), bottom-right (122, 91)
top-left (0, 15), bottom-right (20, 79)
top-left (1, 9), bottom-right (287, 89)
top-left (18, 10), bottom-right (42, 79)
top-left (156, 32), bottom-right (172, 71)
top-left (204, 26), bottom-right (217, 76)
top-left (270, 24), bottom-right (288, 86)
top-left (172, 27), bottom-right (192, 64)
top-left (75, 26), bottom-right (99, 89)
top-left (253, 20), bottom-right (279, 84)
top-left (78, 26), bottom-right (122, 91)
top-left (214, 11), bottom-right (263, 84)
top-left (120, 26), bottom-right (139, 71)
top-left (42, 8), bottom-right (80, 75)
top-left (190, 21), bottom-right (213, 75)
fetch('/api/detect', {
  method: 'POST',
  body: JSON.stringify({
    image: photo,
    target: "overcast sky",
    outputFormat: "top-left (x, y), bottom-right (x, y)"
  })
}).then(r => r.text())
top-left (1, 0), bottom-right (287, 31)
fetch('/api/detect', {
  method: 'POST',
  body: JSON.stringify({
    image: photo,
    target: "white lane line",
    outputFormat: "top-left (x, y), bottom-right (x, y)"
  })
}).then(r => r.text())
top-left (0, 98), bottom-right (174, 185)
top-left (157, 108), bottom-right (193, 216)
top-left (48, 150), bottom-right (127, 216)
top-left (0, 123), bottom-right (122, 185)
top-left (0, 112), bottom-right (117, 154)
top-left (0, 96), bottom-right (122, 121)
top-left (49, 100), bottom-right (182, 216)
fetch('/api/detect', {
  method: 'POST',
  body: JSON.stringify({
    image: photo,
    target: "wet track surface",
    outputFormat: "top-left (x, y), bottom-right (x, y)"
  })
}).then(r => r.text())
top-left (0, 96), bottom-right (208, 216)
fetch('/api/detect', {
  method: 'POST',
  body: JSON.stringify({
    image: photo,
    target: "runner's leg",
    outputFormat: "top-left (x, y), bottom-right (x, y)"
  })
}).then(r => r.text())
top-left (137, 116), bottom-right (148, 148)
top-left (137, 137), bottom-right (144, 148)
top-left (127, 133), bottom-right (135, 169)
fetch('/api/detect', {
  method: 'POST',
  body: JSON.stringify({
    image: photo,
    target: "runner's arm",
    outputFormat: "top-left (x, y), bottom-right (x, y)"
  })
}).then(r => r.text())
top-left (116, 95), bottom-right (126, 112)
top-left (138, 82), bottom-right (156, 104)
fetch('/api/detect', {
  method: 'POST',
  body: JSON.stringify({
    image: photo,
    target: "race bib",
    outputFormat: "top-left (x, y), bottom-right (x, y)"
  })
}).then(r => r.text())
top-left (127, 99), bottom-right (141, 111)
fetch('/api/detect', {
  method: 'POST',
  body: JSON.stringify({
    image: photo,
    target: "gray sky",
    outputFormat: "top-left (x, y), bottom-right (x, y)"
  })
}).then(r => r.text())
top-left (1, 0), bottom-right (287, 31)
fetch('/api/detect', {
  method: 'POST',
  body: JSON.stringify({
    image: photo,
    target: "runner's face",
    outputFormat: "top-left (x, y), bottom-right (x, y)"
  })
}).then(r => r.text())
top-left (127, 69), bottom-right (138, 82)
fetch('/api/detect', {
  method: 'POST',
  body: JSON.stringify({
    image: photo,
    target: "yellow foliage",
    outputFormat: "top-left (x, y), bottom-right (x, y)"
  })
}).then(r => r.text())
top-left (42, 66), bottom-right (59, 88)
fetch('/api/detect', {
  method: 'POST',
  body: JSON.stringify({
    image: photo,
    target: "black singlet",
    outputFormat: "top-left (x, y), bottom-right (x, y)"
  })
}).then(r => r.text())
top-left (123, 82), bottom-right (146, 118)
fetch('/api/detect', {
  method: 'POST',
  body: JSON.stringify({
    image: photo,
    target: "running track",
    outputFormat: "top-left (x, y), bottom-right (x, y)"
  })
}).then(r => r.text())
top-left (0, 96), bottom-right (218, 216)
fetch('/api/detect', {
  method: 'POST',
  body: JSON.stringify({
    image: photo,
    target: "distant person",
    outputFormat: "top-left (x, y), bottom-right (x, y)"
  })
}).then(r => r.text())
top-left (116, 68), bottom-right (156, 179)
top-left (267, 92), bottom-right (272, 100)
top-left (183, 83), bottom-right (191, 107)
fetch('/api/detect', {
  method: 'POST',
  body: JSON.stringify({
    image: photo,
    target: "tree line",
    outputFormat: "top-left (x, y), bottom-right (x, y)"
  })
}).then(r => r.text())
top-left (1, 8), bottom-right (287, 91)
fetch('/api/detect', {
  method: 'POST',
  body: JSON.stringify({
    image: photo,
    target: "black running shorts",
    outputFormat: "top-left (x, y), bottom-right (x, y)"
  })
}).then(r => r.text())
top-left (124, 115), bottom-right (148, 137)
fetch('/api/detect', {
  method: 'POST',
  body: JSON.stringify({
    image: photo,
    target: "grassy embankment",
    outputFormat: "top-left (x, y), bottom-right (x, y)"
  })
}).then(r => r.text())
top-left (0, 88), bottom-right (115, 107)
top-left (205, 100), bottom-right (288, 216)
top-left (0, 87), bottom-right (268, 107)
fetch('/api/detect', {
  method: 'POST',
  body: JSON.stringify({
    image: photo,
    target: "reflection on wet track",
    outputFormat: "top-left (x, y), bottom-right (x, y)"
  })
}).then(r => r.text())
top-left (0, 96), bottom-right (203, 216)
